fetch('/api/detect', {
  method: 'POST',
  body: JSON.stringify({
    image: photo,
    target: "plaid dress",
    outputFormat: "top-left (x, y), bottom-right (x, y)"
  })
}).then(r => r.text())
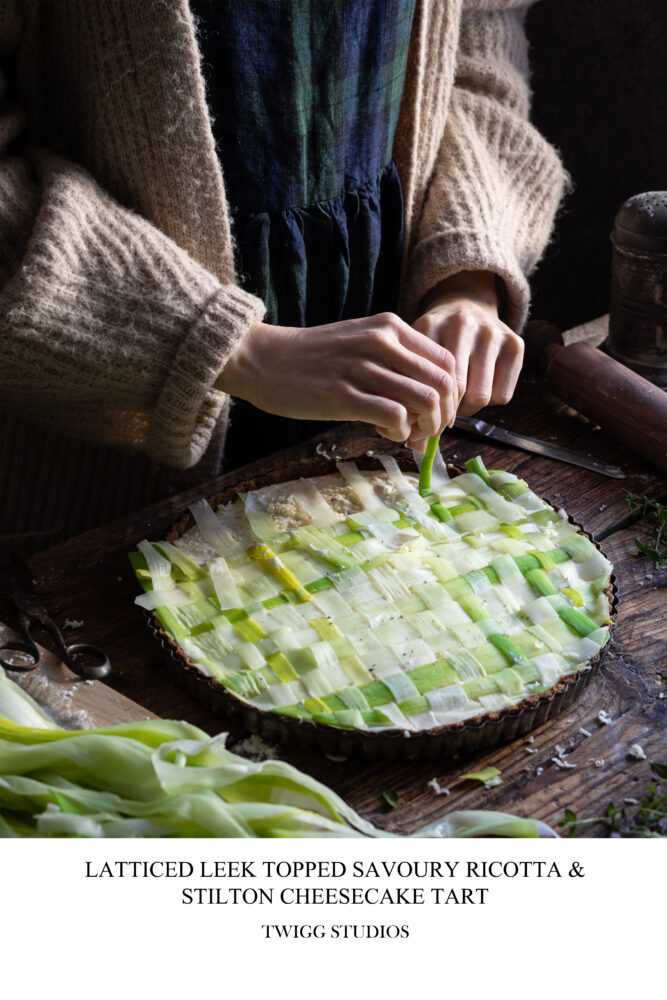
top-left (193, 0), bottom-right (417, 465)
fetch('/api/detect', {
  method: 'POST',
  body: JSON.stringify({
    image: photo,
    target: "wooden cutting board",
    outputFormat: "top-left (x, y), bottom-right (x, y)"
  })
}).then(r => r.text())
top-left (0, 621), bottom-right (157, 728)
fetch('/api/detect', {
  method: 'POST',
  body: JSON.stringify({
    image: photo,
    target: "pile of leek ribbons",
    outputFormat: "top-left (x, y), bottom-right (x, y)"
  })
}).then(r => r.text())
top-left (0, 666), bottom-right (556, 838)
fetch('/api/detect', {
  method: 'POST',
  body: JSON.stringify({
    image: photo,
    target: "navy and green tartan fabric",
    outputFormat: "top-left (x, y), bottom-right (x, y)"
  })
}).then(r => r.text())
top-left (192, 0), bottom-right (416, 464)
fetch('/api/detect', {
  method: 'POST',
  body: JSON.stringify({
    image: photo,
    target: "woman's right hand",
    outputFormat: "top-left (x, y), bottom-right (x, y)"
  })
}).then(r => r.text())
top-left (215, 313), bottom-right (457, 447)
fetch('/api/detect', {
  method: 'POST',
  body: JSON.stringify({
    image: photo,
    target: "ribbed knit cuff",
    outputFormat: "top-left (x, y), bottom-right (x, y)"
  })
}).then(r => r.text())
top-left (147, 285), bottom-right (266, 468)
top-left (404, 230), bottom-right (530, 332)
top-left (401, 88), bottom-right (567, 332)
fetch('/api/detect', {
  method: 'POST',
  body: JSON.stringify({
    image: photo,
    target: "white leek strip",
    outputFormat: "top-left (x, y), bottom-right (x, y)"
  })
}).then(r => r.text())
top-left (243, 491), bottom-right (280, 542)
top-left (0, 668), bottom-right (58, 730)
top-left (347, 511), bottom-right (417, 549)
top-left (137, 539), bottom-right (175, 590)
top-left (412, 446), bottom-right (450, 489)
top-left (514, 490), bottom-right (548, 514)
top-left (453, 473), bottom-right (522, 523)
top-left (426, 684), bottom-right (469, 712)
top-left (377, 456), bottom-right (447, 533)
top-left (377, 700), bottom-right (414, 730)
top-left (209, 556), bottom-right (242, 610)
top-left (134, 588), bottom-right (191, 610)
top-left (479, 694), bottom-right (513, 713)
top-left (290, 479), bottom-right (340, 527)
top-left (523, 596), bottom-right (559, 624)
top-left (531, 652), bottom-right (567, 686)
top-left (391, 638), bottom-right (435, 669)
top-left (382, 671), bottom-right (420, 703)
top-left (189, 499), bottom-right (238, 557)
top-left (336, 461), bottom-right (388, 512)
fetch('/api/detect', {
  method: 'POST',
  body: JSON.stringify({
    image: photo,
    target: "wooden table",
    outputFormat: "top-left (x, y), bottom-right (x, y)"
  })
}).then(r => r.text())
top-left (14, 368), bottom-right (667, 836)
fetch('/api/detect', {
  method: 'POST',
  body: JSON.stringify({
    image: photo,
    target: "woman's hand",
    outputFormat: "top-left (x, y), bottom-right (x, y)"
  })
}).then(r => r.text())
top-left (411, 271), bottom-right (524, 448)
top-left (216, 312), bottom-right (457, 447)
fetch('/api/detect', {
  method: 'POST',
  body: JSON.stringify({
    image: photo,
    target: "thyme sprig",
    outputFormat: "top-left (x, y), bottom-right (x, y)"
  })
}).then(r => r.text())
top-left (625, 493), bottom-right (667, 568)
top-left (559, 763), bottom-right (667, 838)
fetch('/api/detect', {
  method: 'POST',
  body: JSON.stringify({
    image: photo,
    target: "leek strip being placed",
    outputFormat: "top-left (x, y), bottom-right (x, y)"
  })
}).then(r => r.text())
top-left (417, 435), bottom-right (441, 497)
top-left (0, 668), bottom-right (557, 839)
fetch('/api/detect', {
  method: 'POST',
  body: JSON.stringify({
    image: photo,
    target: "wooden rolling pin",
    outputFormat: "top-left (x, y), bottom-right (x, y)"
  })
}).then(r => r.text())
top-left (538, 337), bottom-right (667, 473)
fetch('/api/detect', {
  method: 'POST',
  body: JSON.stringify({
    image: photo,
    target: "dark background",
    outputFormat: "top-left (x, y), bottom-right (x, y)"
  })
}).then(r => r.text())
top-left (524, 0), bottom-right (666, 330)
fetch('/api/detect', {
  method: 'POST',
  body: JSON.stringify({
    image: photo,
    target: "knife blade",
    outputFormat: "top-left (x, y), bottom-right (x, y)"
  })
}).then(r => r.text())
top-left (454, 416), bottom-right (626, 479)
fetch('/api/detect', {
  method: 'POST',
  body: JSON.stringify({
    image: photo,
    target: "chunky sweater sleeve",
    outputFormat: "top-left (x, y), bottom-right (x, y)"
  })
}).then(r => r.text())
top-left (402, 0), bottom-right (567, 331)
top-left (0, 10), bottom-right (265, 471)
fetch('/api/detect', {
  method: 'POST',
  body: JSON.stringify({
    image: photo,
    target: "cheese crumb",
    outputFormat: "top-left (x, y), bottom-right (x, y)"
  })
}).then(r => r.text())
top-left (594, 759), bottom-right (605, 768)
top-left (624, 797), bottom-right (639, 805)
top-left (428, 778), bottom-right (450, 796)
top-left (597, 709), bottom-right (613, 725)
top-left (579, 727), bottom-right (592, 737)
top-left (62, 619), bottom-right (84, 629)
top-left (535, 767), bottom-right (544, 776)
top-left (552, 757), bottom-right (576, 769)
top-left (628, 743), bottom-right (647, 760)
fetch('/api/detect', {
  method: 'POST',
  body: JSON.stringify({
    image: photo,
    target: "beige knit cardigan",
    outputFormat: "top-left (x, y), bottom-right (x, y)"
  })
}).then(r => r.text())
top-left (0, 0), bottom-right (565, 555)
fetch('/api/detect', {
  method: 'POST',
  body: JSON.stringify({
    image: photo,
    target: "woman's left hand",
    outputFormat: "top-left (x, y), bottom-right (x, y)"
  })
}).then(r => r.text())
top-left (411, 270), bottom-right (524, 450)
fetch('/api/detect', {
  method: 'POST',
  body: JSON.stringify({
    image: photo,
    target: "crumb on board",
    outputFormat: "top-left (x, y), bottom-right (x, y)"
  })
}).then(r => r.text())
top-left (535, 767), bottom-right (544, 776)
top-left (594, 759), bottom-right (605, 768)
top-left (597, 709), bottom-right (613, 725)
top-left (427, 778), bottom-right (450, 796)
top-left (552, 757), bottom-right (576, 769)
top-left (627, 743), bottom-right (647, 760)
top-left (62, 619), bottom-right (84, 629)
top-left (579, 727), bottom-right (592, 737)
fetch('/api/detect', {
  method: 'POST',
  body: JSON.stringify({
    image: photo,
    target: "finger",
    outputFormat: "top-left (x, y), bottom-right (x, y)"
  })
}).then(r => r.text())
top-left (397, 325), bottom-right (457, 382)
top-left (342, 386), bottom-right (413, 441)
top-left (367, 314), bottom-right (457, 380)
top-left (382, 345), bottom-right (457, 429)
top-left (458, 330), bottom-right (501, 416)
top-left (490, 333), bottom-right (524, 405)
top-left (352, 362), bottom-right (446, 437)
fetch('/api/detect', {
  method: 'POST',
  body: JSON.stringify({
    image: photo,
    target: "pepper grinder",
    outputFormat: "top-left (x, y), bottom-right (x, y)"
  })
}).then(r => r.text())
top-left (607, 191), bottom-right (667, 388)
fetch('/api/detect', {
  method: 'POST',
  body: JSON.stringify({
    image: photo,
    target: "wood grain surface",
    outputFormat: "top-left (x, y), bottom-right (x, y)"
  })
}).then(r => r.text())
top-left (7, 369), bottom-right (666, 836)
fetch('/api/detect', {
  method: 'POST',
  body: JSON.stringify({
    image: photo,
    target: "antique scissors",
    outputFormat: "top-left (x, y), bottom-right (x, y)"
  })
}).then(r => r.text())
top-left (0, 556), bottom-right (111, 680)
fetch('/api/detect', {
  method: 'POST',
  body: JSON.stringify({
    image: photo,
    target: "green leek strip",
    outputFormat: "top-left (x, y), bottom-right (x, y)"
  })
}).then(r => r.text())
top-left (558, 607), bottom-right (599, 637)
top-left (419, 435), bottom-right (441, 497)
top-left (488, 633), bottom-right (527, 665)
top-left (527, 548), bottom-right (557, 571)
top-left (499, 480), bottom-right (529, 499)
top-left (524, 568), bottom-right (559, 597)
top-left (246, 543), bottom-right (312, 604)
top-left (429, 502), bottom-right (453, 522)
top-left (154, 542), bottom-right (205, 581)
top-left (464, 456), bottom-right (492, 487)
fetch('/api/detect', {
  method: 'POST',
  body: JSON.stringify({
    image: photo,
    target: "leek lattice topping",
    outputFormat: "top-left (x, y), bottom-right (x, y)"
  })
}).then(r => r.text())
top-left (131, 456), bottom-right (613, 733)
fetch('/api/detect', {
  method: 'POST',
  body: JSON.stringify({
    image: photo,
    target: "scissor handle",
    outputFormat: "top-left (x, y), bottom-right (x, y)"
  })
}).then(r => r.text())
top-left (0, 640), bottom-right (40, 672)
top-left (64, 643), bottom-right (111, 681)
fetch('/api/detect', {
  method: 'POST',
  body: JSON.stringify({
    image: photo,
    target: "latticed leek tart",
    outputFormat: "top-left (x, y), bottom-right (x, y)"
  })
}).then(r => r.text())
top-left (131, 453), bottom-right (614, 754)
